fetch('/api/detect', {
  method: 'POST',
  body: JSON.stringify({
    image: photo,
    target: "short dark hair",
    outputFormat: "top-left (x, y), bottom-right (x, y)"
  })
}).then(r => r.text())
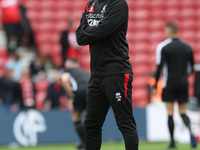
top-left (165, 22), bottom-right (179, 34)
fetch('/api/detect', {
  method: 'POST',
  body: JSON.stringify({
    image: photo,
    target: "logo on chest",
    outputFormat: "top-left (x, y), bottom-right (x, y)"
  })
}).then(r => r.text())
top-left (85, 2), bottom-right (95, 13)
top-left (86, 4), bottom-right (107, 27)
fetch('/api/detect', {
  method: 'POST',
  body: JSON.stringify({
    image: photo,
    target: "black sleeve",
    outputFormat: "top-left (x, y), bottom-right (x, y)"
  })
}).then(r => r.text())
top-left (76, 13), bottom-right (90, 46)
top-left (80, 0), bottom-right (128, 40)
top-left (189, 48), bottom-right (194, 73)
top-left (155, 49), bottom-right (166, 88)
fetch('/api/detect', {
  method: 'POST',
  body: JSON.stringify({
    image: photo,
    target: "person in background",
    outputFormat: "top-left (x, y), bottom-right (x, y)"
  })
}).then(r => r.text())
top-left (60, 58), bottom-right (90, 150)
top-left (29, 52), bottom-right (47, 82)
top-left (0, 0), bottom-right (23, 54)
top-left (19, 4), bottom-right (35, 47)
top-left (5, 52), bottom-right (23, 81)
top-left (18, 67), bottom-right (35, 109)
top-left (154, 22), bottom-right (197, 149)
top-left (60, 20), bottom-right (70, 64)
top-left (43, 72), bottom-right (66, 111)
top-left (147, 69), bottom-right (163, 103)
top-left (0, 63), bottom-right (23, 112)
top-left (60, 20), bottom-right (80, 65)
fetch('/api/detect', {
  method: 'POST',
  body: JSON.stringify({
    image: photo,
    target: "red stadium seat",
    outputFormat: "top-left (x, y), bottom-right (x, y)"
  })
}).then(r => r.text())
top-left (29, 20), bottom-right (40, 31)
top-left (127, 0), bottom-right (135, 9)
top-left (133, 9), bottom-right (150, 19)
top-left (55, 0), bottom-right (72, 9)
top-left (133, 76), bottom-right (148, 88)
top-left (55, 21), bottom-right (68, 32)
top-left (150, 9), bottom-right (166, 19)
top-left (134, 0), bottom-right (150, 8)
top-left (72, 10), bottom-right (84, 20)
top-left (181, 0), bottom-right (197, 7)
top-left (134, 20), bottom-right (150, 30)
top-left (132, 42), bottom-right (149, 52)
top-left (181, 8), bottom-right (197, 18)
top-left (55, 10), bottom-right (71, 20)
top-left (132, 65), bottom-right (150, 76)
top-left (149, 31), bottom-right (164, 41)
top-left (166, 0), bottom-right (179, 6)
top-left (40, 0), bottom-right (55, 9)
top-left (50, 32), bottom-right (61, 43)
top-left (181, 19), bottom-right (198, 29)
top-left (0, 48), bottom-right (8, 56)
top-left (132, 53), bottom-right (151, 64)
top-left (50, 43), bottom-right (62, 56)
top-left (149, 41), bottom-right (159, 52)
top-left (131, 31), bottom-right (149, 41)
top-left (128, 20), bottom-right (136, 31)
top-left (180, 30), bottom-right (196, 40)
top-left (36, 21), bottom-right (55, 31)
top-left (150, 0), bottom-right (164, 7)
top-left (194, 53), bottom-right (200, 63)
top-left (72, 0), bottom-right (86, 10)
top-left (150, 19), bottom-right (165, 30)
top-left (165, 8), bottom-right (181, 18)
top-left (26, 9), bottom-right (40, 21)
top-left (35, 32), bottom-right (52, 43)
top-left (37, 43), bottom-right (52, 55)
top-left (127, 32), bottom-right (135, 42)
top-left (24, 0), bottom-right (40, 9)
top-left (40, 10), bottom-right (55, 20)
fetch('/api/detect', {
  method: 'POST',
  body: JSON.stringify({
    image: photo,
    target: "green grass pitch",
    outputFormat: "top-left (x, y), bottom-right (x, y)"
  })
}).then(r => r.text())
top-left (0, 141), bottom-right (198, 150)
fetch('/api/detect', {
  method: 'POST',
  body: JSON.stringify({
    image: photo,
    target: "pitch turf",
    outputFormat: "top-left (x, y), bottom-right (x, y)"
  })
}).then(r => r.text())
top-left (0, 141), bottom-right (198, 150)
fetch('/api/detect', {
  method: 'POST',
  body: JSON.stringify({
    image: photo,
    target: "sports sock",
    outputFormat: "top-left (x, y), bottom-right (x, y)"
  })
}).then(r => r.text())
top-left (181, 114), bottom-right (191, 132)
top-left (74, 121), bottom-right (86, 143)
top-left (168, 116), bottom-right (175, 144)
top-left (181, 114), bottom-right (197, 148)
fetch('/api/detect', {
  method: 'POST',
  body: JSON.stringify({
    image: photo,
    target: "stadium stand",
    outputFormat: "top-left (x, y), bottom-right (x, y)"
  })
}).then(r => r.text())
top-left (2, 0), bottom-right (199, 107)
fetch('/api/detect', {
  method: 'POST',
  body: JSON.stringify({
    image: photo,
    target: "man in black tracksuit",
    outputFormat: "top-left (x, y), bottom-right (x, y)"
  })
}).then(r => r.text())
top-left (76, 0), bottom-right (138, 150)
top-left (154, 22), bottom-right (197, 149)
top-left (60, 58), bottom-right (90, 150)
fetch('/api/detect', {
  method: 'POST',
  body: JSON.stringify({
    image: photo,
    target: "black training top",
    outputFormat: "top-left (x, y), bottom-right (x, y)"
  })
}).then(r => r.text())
top-left (61, 68), bottom-right (90, 91)
top-left (155, 38), bottom-right (194, 88)
top-left (76, 0), bottom-right (132, 77)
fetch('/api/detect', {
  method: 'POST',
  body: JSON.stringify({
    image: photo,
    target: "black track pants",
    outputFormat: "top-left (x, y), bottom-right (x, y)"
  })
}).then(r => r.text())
top-left (85, 73), bottom-right (138, 150)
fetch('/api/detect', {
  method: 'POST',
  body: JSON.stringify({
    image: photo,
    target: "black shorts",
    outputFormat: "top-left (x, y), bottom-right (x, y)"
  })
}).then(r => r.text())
top-left (162, 85), bottom-right (188, 104)
top-left (73, 84), bottom-right (87, 112)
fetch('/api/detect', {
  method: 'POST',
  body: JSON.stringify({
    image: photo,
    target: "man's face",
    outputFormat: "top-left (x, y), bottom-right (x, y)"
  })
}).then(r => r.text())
top-left (164, 27), bottom-right (172, 38)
